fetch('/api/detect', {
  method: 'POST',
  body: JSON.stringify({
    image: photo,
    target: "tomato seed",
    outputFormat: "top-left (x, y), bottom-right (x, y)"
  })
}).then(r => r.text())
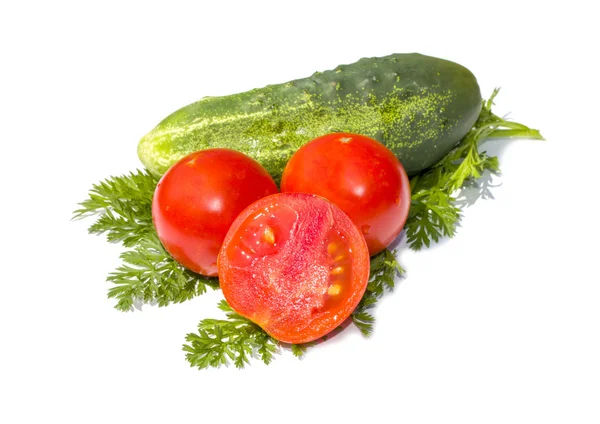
top-left (263, 227), bottom-right (275, 244)
top-left (327, 284), bottom-right (342, 296)
top-left (331, 266), bottom-right (344, 275)
top-left (327, 242), bottom-right (337, 255)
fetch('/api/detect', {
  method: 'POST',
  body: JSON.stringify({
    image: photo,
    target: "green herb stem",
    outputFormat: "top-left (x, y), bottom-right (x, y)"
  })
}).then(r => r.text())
top-left (488, 128), bottom-right (544, 139)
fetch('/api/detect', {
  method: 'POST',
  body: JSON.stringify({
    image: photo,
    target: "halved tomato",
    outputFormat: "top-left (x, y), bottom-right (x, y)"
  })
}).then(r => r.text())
top-left (152, 148), bottom-right (278, 276)
top-left (281, 133), bottom-right (411, 255)
top-left (218, 193), bottom-right (370, 344)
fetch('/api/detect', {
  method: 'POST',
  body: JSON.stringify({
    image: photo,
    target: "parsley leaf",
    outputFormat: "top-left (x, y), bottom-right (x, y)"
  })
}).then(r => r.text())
top-left (183, 300), bottom-right (280, 369)
top-left (352, 249), bottom-right (404, 337)
top-left (405, 89), bottom-right (544, 250)
top-left (291, 342), bottom-right (314, 358)
top-left (73, 169), bottom-right (157, 247)
top-left (107, 231), bottom-right (218, 311)
top-left (74, 170), bottom-right (217, 311)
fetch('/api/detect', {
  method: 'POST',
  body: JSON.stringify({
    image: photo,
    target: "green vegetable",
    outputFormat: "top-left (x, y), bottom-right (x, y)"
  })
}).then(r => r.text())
top-left (138, 53), bottom-right (482, 179)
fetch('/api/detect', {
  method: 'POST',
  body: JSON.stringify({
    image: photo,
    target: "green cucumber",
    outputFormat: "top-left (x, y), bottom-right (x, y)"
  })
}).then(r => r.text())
top-left (138, 53), bottom-right (482, 178)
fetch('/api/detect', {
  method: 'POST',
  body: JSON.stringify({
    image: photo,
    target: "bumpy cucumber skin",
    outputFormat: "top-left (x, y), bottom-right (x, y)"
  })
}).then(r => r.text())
top-left (138, 53), bottom-right (481, 178)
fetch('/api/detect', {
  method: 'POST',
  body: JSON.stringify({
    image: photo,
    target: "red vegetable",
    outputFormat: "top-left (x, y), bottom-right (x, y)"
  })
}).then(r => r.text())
top-left (281, 133), bottom-right (411, 255)
top-left (218, 193), bottom-right (370, 344)
top-left (152, 148), bottom-right (278, 276)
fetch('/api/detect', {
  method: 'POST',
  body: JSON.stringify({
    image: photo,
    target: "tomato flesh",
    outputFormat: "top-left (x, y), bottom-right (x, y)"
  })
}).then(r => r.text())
top-left (152, 148), bottom-right (278, 276)
top-left (281, 133), bottom-right (411, 255)
top-left (218, 193), bottom-right (370, 344)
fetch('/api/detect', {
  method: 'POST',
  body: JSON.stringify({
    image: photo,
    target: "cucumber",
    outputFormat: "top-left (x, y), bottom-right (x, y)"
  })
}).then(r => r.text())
top-left (138, 53), bottom-right (481, 178)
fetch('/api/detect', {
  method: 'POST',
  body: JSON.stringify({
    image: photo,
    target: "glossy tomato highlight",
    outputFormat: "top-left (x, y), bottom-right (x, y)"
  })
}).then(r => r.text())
top-left (218, 193), bottom-right (370, 344)
top-left (281, 133), bottom-right (411, 255)
top-left (152, 148), bottom-right (278, 276)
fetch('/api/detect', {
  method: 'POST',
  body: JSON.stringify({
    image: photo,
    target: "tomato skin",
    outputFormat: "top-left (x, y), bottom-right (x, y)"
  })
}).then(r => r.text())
top-left (218, 193), bottom-right (370, 344)
top-left (281, 133), bottom-right (411, 255)
top-left (152, 148), bottom-right (278, 276)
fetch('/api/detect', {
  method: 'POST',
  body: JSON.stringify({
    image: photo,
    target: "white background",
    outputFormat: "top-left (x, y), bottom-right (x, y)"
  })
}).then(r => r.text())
top-left (1, 1), bottom-right (598, 423)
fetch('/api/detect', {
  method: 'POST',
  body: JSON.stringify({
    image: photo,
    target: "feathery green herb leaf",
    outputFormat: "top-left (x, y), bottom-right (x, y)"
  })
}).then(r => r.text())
top-left (74, 169), bottom-right (218, 310)
top-left (405, 89), bottom-right (543, 250)
top-left (107, 231), bottom-right (218, 311)
top-left (73, 169), bottom-right (158, 247)
top-left (183, 300), bottom-right (280, 369)
top-left (352, 249), bottom-right (404, 337)
top-left (291, 343), bottom-right (311, 358)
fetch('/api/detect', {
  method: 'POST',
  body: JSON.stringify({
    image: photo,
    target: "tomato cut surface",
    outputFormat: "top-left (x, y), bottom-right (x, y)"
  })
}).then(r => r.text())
top-left (152, 148), bottom-right (278, 276)
top-left (281, 133), bottom-right (411, 255)
top-left (218, 193), bottom-right (370, 344)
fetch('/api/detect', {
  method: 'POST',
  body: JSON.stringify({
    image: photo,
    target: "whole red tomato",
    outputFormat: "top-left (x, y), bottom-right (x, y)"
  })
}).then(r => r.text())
top-left (281, 133), bottom-right (411, 255)
top-left (152, 148), bottom-right (278, 276)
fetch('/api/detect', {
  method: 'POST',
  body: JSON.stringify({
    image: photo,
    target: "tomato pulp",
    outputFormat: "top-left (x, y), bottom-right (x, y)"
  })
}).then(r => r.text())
top-left (218, 193), bottom-right (370, 344)
top-left (281, 133), bottom-right (411, 255)
top-left (152, 148), bottom-right (278, 276)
